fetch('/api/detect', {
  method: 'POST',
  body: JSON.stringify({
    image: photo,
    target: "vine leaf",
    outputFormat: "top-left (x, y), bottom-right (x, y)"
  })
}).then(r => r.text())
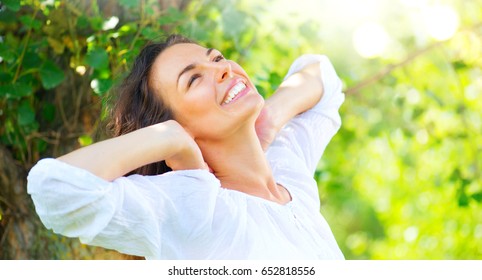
top-left (85, 48), bottom-right (109, 69)
top-left (17, 100), bottom-right (36, 126)
top-left (20, 15), bottom-right (42, 30)
top-left (40, 61), bottom-right (65, 89)
top-left (2, 0), bottom-right (21, 11)
top-left (0, 83), bottom-right (32, 98)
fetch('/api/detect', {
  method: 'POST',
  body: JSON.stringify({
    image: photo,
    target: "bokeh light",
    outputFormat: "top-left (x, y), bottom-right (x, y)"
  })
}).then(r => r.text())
top-left (102, 16), bottom-right (119, 31)
top-left (422, 5), bottom-right (460, 41)
top-left (352, 22), bottom-right (389, 58)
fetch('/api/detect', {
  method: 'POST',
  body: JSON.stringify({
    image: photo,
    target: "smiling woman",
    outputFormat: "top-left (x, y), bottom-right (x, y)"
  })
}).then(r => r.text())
top-left (26, 34), bottom-right (346, 260)
top-left (150, 42), bottom-right (264, 144)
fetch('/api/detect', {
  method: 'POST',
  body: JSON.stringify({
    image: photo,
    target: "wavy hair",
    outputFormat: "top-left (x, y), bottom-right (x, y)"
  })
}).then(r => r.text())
top-left (108, 34), bottom-right (196, 176)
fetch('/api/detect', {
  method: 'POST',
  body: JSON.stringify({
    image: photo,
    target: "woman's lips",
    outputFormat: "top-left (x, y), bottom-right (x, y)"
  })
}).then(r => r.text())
top-left (221, 76), bottom-right (245, 103)
top-left (221, 83), bottom-right (251, 106)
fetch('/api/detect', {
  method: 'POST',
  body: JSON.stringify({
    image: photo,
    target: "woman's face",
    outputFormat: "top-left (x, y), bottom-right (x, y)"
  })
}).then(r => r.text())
top-left (150, 43), bottom-right (263, 140)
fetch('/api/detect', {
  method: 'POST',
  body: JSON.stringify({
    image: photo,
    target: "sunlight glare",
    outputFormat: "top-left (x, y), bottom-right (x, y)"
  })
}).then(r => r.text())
top-left (423, 5), bottom-right (459, 41)
top-left (353, 22), bottom-right (389, 58)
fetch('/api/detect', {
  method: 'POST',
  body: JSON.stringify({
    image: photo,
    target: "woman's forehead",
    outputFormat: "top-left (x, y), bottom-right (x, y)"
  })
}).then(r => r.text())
top-left (159, 43), bottom-right (207, 67)
top-left (150, 43), bottom-right (207, 88)
top-left (151, 43), bottom-right (207, 86)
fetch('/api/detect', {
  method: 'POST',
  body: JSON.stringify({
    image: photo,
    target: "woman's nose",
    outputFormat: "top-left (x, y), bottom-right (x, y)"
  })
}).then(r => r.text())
top-left (215, 61), bottom-right (233, 82)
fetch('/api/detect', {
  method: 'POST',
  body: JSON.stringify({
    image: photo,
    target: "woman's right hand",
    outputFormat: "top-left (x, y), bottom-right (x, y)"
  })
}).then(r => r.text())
top-left (163, 120), bottom-right (208, 172)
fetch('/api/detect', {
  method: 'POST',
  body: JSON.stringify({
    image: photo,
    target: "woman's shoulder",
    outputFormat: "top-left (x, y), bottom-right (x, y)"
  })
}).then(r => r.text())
top-left (120, 168), bottom-right (222, 197)
top-left (132, 168), bottom-right (219, 184)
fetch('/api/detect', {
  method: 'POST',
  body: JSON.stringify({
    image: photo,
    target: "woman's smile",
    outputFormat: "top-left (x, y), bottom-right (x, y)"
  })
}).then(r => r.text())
top-left (222, 79), bottom-right (251, 106)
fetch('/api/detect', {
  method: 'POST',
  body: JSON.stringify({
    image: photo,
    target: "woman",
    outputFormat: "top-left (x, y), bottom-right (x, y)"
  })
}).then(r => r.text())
top-left (27, 34), bottom-right (345, 259)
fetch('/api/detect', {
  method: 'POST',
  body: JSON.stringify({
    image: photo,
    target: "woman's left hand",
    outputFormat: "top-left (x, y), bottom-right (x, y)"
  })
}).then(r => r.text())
top-left (255, 106), bottom-right (279, 151)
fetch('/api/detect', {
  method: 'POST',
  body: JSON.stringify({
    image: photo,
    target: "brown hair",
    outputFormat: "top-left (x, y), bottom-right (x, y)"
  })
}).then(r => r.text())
top-left (108, 34), bottom-right (196, 176)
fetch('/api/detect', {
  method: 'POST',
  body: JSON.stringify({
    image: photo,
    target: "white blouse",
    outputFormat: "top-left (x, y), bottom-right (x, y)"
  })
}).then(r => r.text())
top-left (27, 55), bottom-right (345, 260)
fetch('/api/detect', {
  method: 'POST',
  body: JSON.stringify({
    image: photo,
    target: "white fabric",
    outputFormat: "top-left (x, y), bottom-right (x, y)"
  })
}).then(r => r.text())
top-left (27, 55), bottom-right (345, 260)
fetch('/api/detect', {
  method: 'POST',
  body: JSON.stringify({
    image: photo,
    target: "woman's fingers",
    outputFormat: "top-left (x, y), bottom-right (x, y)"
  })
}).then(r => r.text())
top-left (164, 121), bottom-right (207, 171)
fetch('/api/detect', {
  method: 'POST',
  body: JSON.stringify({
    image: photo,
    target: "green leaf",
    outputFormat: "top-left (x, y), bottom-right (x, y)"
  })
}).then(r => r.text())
top-left (85, 48), bottom-right (109, 69)
top-left (141, 27), bottom-right (159, 40)
top-left (90, 17), bottom-right (103, 31)
top-left (94, 68), bottom-right (111, 79)
top-left (119, 23), bottom-right (137, 35)
top-left (268, 72), bottom-right (282, 89)
top-left (76, 15), bottom-right (89, 29)
top-left (457, 189), bottom-right (470, 207)
top-left (471, 192), bottom-right (482, 203)
top-left (0, 71), bottom-right (13, 83)
top-left (119, 0), bottom-right (139, 8)
top-left (40, 61), bottom-right (65, 89)
top-left (255, 85), bottom-right (267, 98)
top-left (158, 7), bottom-right (185, 25)
top-left (90, 78), bottom-right (113, 95)
top-left (78, 135), bottom-right (93, 147)
top-left (0, 43), bottom-right (16, 63)
top-left (22, 51), bottom-right (42, 69)
top-left (2, 0), bottom-right (21, 11)
top-left (0, 85), bottom-right (8, 98)
top-left (0, 9), bottom-right (16, 23)
top-left (20, 15), bottom-right (42, 30)
top-left (452, 60), bottom-right (467, 70)
top-left (0, 83), bottom-right (33, 98)
top-left (17, 100), bottom-right (36, 126)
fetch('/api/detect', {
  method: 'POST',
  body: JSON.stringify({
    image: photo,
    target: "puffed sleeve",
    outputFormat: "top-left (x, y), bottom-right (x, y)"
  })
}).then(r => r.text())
top-left (269, 55), bottom-right (345, 175)
top-left (27, 158), bottom-right (220, 259)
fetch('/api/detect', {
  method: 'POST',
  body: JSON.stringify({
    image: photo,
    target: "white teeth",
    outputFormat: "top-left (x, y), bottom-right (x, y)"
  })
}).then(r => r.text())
top-left (223, 82), bottom-right (246, 104)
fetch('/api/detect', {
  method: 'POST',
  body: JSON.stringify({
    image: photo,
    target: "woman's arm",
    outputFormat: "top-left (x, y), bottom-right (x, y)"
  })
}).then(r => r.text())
top-left (28, 120), bottom-right (210, 258)
top-left (256, 62), bottom-right (324, 150)
top-left (266, 62), bottom-right (324, 128)
top-left (58, 120), bottom-right (206, 181)
top-left (260, 54), bottom-right (344, 177)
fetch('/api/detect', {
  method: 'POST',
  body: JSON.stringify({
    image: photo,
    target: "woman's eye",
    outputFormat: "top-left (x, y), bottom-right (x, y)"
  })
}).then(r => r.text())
top-left (188, 74), bottom-right (201, 88)
top-left (214, 55), bottom-right (225, 62)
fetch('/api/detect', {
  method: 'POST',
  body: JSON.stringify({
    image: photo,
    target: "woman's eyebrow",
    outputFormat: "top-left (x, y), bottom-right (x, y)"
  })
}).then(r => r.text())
top-left (176, 48), bottom-right (215, 88)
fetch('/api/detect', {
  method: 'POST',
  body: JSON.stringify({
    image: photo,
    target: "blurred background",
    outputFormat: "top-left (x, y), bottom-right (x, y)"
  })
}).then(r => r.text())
top-left (0, 0), bottom-right (481, 259)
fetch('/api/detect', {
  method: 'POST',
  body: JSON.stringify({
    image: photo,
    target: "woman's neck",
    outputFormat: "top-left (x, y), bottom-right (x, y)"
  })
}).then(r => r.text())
top-left (197, 126), bottom-right (290, 204)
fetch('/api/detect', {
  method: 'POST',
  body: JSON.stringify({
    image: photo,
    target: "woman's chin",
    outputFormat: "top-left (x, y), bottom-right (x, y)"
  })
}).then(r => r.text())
top-left (191, 94), bottom-right (265, 141)
top-left (223, 92), bottom-right (264, 114)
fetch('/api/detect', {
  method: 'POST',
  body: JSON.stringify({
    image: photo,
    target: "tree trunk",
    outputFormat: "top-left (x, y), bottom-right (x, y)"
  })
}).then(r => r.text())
top-left (0, 145), bottom-right (35, 259)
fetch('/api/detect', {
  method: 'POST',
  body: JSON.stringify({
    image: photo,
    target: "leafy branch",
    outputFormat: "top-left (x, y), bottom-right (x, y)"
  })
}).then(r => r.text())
top-left (12, 6), bottom-right (39, 83)
top-left (345, 22), bottom-right (482, 95)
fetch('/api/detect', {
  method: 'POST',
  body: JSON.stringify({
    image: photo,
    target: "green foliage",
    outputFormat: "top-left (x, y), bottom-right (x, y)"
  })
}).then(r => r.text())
top-left (314, 0), bottom-right (482, 258)
top-left (1, 0), bottom-right (481, 259)
top-left (2, 0), bottom-right (21, 12)
top-left (39, 61), bottom-right (65, 89)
